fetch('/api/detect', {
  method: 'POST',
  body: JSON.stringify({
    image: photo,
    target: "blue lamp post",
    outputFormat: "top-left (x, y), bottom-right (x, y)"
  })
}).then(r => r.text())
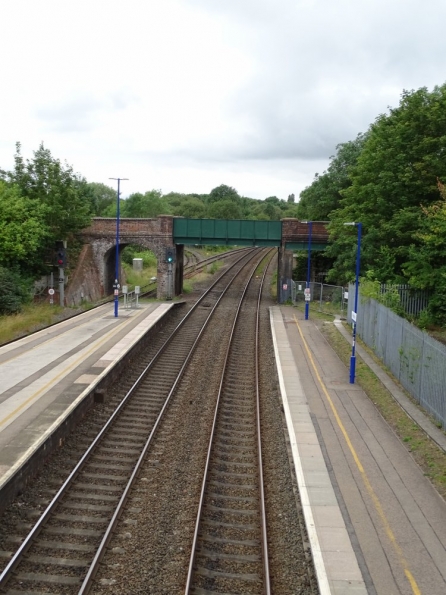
top-left (302, 221), bottom-right (313, 320)
top-left (344, 222), bottom-right (362, 383)
top-left (109, 177), bottom-right (128, 318)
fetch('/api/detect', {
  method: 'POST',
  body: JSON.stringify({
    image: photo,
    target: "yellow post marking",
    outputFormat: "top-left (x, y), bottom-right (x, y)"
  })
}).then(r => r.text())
top-left (293, 314), bottom-right (421, 595)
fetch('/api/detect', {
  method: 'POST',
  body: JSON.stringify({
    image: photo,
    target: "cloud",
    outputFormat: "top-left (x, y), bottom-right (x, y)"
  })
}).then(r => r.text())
top-left (2, 0), bottom-right (446, 200)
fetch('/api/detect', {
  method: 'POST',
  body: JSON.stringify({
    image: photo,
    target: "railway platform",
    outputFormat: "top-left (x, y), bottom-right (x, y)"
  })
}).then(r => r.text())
top-left (1, 298), bottom-right (446, 594)
top-left (0, 302), bottom-right (176, 500)
top-left (271, 305), bottom-right (446, 595)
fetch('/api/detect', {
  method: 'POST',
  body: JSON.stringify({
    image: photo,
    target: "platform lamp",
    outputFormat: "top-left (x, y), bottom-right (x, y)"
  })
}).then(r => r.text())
top-left (301, 221), bottom-right (313, 320)
top-left (109, 177), bottom-right (128, 317)
top-left (344, 221), bottom-right (362, 384)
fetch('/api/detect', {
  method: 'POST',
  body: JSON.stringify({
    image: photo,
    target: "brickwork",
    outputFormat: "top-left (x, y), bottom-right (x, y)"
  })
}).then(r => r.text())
top-left (78, 216), bottom-right (178, 301)
top-left (281, 218), bottom-right (329, 244)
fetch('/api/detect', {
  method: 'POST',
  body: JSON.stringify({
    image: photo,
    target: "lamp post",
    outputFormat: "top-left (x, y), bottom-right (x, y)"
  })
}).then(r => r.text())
top-left (109, 177), bottom-right (128, 317)
top-left (302, 221), bottom-right (312, 320)
top-left (344, 222), bottom-right (362, 383)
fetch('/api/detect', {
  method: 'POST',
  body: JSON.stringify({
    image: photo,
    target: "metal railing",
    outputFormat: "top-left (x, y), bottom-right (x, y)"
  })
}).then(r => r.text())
top-left (292, 281), bottom-right (347, 316)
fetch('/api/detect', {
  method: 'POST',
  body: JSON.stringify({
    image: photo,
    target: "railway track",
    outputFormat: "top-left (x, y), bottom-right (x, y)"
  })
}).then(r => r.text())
top-left (185, 251), bottom-right (272, 595)
top-left (0, 248), bottom-right (268, 595)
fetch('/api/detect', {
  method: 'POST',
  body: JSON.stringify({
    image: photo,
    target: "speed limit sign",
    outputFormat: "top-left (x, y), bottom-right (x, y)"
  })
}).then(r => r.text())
top-left (48, 288), bottom-right (55, 296)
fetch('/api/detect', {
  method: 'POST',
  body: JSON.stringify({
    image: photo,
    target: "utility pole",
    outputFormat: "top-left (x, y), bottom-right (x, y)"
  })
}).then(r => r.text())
top-left (109, 177), bottom-right (128, 317)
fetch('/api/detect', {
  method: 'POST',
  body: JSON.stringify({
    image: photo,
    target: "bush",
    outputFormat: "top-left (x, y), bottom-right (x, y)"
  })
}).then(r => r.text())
top-left (0, 267), bottom-right (32, 314)
top-left (121, 246), bottom-right (157, 268)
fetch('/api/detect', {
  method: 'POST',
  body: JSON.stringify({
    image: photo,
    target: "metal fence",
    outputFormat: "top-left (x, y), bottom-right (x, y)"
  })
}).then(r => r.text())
top-left (347, 285), bottom-right (446, 429)
top-left (292, 281), bottom-right (347, 316)
top-left (379, 284), bottom-right (430, 318)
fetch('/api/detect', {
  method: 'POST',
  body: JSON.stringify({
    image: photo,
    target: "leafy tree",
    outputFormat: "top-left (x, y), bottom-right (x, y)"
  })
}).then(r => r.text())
top-left (175, 197), bottom-right (206, 218)
top-left (402, 181), bottom-right (446, 323)
top-left (120, 190), bottom-right (171, 218)
top-left (8, 142), bottom-right (92, 238)
top-left (0, 181), bottom-right (49, 275)
top-left (287, 193), bottom-right (295, 203)
top-left (327, 85), bottom-right (446, 283)
top-left (208, 184), bottom-right (241, 204)
top-left (86, 182), bottom-right (117, 216)
top-left (0, 266), bottom-right (32, 314)
top-left (207, 199), bottom-right (243, 219)
top-left (297, 133), bottom-right (367, 222)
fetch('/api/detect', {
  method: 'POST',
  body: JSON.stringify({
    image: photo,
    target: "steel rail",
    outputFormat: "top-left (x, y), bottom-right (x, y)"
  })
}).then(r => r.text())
top-left (184, 249), bottom-right (274, 594)
top-left (0, 247), bottom-right (263, 593)
top-left (77, 249), bottom-right (267, 594)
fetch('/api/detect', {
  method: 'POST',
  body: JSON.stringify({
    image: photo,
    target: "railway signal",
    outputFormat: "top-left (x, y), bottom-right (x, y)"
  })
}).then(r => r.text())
top-left (165, 247), bottom-right (175, 263)
top-left (55, 241), bottom-right (67, 268)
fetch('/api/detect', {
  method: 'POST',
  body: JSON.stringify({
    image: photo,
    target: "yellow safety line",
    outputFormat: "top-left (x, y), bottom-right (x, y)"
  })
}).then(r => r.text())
top-left (293, 314), bottom-right (421, 595)
top-left (0, 314), bottom-right (138, 429)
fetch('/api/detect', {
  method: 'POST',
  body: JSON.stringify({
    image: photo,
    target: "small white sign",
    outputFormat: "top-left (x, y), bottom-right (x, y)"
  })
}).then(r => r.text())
top-left (114, 289), bottom-right (119, 296)
top-left (298, 284), bottom-right (302, 291)
top-left (352, 311), bottom-right (357, 322)
top-left (344, 291), bottom-right (348, 300)
top-left (304, 288), bottom-right (311, 296)
top-left (122, 285), bottom-right (128, 294)
top-left (305, 294), bottom-right (311, 302)
top-left (135, 286), bottom-right (140, 294)
top-left (48, 288), bottom-right (55, 296)
top-left (283, 283), bottom-right (288, 290)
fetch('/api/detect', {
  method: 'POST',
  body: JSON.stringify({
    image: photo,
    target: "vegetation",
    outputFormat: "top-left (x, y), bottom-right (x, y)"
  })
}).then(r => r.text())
top-left (4, 82), bottom-right (446, 325)
top-left (299, 83), bottom-right (446, 326)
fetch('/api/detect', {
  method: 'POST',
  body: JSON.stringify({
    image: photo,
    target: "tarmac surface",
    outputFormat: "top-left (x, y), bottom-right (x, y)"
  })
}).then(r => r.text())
top-left (273, 305), bottom-right (446, 595)
top-left (1, 300), bottom-right (446, 594)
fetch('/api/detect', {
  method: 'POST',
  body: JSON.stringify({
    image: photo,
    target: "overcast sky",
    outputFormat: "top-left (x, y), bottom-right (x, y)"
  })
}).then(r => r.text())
top-left (2, 0), bottom-right (446, 200)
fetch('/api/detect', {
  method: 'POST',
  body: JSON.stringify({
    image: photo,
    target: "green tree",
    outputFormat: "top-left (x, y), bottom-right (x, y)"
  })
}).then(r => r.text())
top-left (175, 197), bottom-right (206, 218)
top-left (0, 181), bottom-right (49, 275)
top-left (0, 266), bottom-right (32, 314)
top-left (207, 199), bottom-right (243, 219)
top-left (208, 184), bottom-right (241, 204)
top-left (120, 190), bottom-right (171, 218)
top-left (297, 133), bottom-right (367, 222)
top-left (8, 142), bottom-right (92, 238)
top-left (86, 182), bottom-right (117, 215)
top-left (327, 85), bottom-right (446, 283)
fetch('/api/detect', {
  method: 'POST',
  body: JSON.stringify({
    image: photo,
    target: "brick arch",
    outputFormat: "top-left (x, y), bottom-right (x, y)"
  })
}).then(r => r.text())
top-left (78, 216), bottom-right (179, 300)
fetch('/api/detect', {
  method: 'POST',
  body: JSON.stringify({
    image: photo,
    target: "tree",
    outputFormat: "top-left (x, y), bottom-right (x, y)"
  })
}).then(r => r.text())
top-left (297, 133), bottom-right (367, 222)
top-left (0, 181), bottom-right (49, 275)
top-left (120, 190), bottom-right (171, 218)
top-left (0, 266), bottom-right (32, 314)
top-left (8, 142), bottom-right (92, 238)
top-left (175, 197), bottom-right (206, 218)
top-left (402, 180), bottom-right (446, 323)
top-left (287, 193), bottom-right (295, 203)
top-left (208, 184), bottom-right (241, 204)
top-left (86, 182), bottom-right (117, 216)
top-left (207, 199), bottom-right (243, 219)
top-left (327, 85), bottom-right (446, 283)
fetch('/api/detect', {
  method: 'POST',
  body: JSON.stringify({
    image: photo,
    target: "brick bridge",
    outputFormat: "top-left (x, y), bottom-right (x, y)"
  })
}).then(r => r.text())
top-left (69, 216), bottom-right (328, 304)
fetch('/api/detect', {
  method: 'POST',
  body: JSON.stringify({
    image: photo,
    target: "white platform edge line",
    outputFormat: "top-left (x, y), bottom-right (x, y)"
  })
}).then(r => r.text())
top-left (269, 307), bottom-right (331, 595)
top-left (0, 303), bottom-right (175, 490)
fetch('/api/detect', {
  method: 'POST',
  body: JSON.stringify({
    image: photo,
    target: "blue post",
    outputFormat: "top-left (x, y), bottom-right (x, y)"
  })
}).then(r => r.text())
top-left (109, 177), bottom-right (128, 318)
top-left (114, 178), bottom-right (120, 318)
top-left (349, 222), bottom-right (362, 383)
top-left (305, 221), bottom-right (312, 320)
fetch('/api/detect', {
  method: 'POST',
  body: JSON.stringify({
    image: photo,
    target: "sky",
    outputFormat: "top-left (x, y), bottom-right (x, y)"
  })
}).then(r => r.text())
top-left (2, 0), bottom-right (446, 200)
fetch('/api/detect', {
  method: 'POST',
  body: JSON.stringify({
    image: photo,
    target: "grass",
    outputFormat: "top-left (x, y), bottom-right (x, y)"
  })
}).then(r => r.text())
top-left (314, 311), bottom-right (446, 500)
top-left (0, 303), bottom-right (67, 345)
top-left (122, 262), bottom-right (157, 290)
